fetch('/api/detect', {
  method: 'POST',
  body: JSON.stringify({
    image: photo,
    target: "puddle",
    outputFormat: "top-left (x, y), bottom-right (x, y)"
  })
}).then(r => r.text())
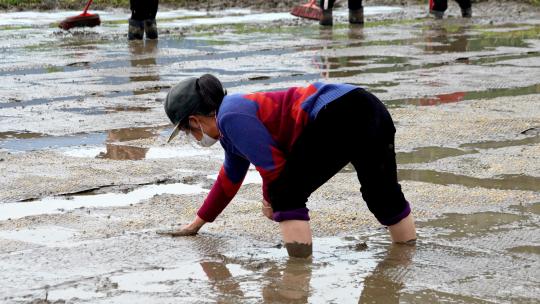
top-left (398, 169), bottom-right (540, 192)
top-left (460, 134), bottom-right (540, 150)
top-left (507, 246), bottom-right (540, 255)
top-left (509, 202), bottom-right (540, 216)
top-left (0, 226), bottom-right (77, 246)
top-left (421, 212), bottom-right (524, 238)
top-left (106, 236), bottom-right (384, 302)
top-left (0, 132), bottom-right (107, 152)
top-left (396, 146), bottom-right (474, 164)
top-left (59, 106), bottom-right (153, 116)
top-left (421, 25), bottom-right (535, 53)
top-left (0, 183), bottom-right (207, 221)
top-left (340, 146), bottom-right (474, 173)
top-left (0, 127), bottom-right (165, 152)
top-left (0, 131), bottom-right (44, 140)
top-left (386, 83), bottom-right (540, 107)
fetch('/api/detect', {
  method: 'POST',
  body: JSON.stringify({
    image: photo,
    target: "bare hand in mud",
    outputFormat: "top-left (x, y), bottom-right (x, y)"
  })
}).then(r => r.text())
top-left (262, 200), bottom-right (273, 220)
top-left (156, 224), bottom-right (198, 237)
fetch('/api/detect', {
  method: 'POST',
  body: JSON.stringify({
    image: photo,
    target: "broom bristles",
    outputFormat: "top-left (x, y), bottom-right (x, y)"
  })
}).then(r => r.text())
top-left (59, 14), bottom-right (101, 30)
top-left (291, 1), bottom-right (322, 21)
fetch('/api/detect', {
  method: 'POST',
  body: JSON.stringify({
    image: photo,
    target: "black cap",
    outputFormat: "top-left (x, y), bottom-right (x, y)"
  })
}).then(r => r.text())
top-left (164, 77), bottom-right (201, 143)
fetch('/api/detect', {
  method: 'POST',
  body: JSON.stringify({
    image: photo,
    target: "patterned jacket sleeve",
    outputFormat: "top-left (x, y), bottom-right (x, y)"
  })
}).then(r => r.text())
top-left (197, 148), bottom-right (250, 222)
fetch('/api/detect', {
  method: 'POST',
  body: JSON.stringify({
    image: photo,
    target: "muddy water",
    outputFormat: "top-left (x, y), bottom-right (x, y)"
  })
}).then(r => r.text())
top-left (1, 2), bottom-right (540, 304)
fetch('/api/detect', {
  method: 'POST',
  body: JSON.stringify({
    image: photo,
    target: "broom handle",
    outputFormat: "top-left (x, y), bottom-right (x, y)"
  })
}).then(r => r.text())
top-left (82, 0), bottom-right (94, 14)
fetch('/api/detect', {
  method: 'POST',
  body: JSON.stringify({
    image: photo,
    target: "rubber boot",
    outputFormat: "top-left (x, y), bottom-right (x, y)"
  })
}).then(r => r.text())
top-left (128, 19), bottom-right (144, 40)
top-left (461, 8), bottom-right (472, 18)
top-left (349, 6), bottom-right (364, 24)
top-left (319, 9), bottom-right (333, 26)
top-left (144, 19), bottom-right (158, 39)
top-left (429, 10), bottom-right (444, 19)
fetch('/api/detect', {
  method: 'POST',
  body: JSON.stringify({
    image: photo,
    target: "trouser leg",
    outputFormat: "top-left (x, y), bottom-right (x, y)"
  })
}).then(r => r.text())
top-left (348, 93), bottom-right (410, 225)
top-left (348, 0), bottom-right (363, 11)
top-left (431, 0), bottom-right (448, 12)
top-left (269, 88), bottom-right (410, 225)
top-left (129, 0), bottom-right (159, 40)
top-left (130, 0), bottom-right (158, 20)
top-left (454, 0), bottom-right (471, 10)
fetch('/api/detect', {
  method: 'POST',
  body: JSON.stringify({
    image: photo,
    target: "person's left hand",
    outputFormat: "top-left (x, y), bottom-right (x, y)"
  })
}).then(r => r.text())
top-left (262, 199), bottom-right (273, 220)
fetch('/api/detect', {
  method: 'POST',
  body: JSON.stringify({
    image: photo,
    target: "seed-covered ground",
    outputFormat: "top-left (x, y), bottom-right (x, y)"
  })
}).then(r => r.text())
top-left (0, 1), bottom-right (539, 303)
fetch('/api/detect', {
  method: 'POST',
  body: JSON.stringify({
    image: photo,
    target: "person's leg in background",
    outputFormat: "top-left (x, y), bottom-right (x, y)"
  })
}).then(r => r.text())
top-left (319, 0), bottom-right (365, 26)
top-left (129, 0), bottom-right (159, 40)
top-left (348, 0), bottom-right (364, 24)
top-left (430, 0), bottom-right (472, 19)
top-left (429, 0), bottom-right (447, 19)
top-left (319, 0), bottom-right (336, 26)
top-left (144, 0), bottom-right (159, 39)
top-left (455, 0), bottom-right (472, 18)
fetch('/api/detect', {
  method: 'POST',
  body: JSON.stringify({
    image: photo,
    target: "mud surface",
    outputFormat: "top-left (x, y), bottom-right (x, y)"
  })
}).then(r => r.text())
top-left (1, 1), bottom-right (539, 303)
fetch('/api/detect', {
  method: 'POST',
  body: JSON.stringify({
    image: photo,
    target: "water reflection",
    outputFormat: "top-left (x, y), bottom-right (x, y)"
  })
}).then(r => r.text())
top-left (386, 83), bottom-right (540, 108)
top-left (315, 27), bottom-right (335, 79)
top-left (96, 127), bottom-right (156, 160)
top-left (398, 169), bottom-right (540, 192)
top-left (153, 233), bottom-right (419, 302)
top-left (128, 39), bottom-right (160, 95)
top-left (262, 258), bottom-right (312, 303)
top-left (200, 261), bottom-right (245, 298)
top-left (423, 23), bottom-right (470, 54)
top-left (359, 243), bottom-right (415, 303)
top-left (313, 25), bottom-right (367, 80)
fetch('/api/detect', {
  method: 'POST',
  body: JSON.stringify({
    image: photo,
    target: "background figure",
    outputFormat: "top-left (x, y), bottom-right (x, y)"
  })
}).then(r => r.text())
top-left (429, 0), bottom-right (472, 19)
top-left (319, 0), bottom-right (364, 26)
top-left (129, 0), bottom-right (159, 40)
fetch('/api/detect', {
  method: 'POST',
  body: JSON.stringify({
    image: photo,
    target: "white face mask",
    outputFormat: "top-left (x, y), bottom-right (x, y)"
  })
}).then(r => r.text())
top-left (196, 123), bottom-right (218, 147)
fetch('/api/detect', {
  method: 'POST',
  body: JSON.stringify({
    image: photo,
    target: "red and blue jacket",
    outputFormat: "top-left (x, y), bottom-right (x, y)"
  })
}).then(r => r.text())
top-left (197, 82), bottom-right (357, 222)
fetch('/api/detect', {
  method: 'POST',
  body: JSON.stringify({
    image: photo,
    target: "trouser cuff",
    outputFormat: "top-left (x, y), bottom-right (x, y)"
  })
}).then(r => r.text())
top-left (273, 207), bottom-right (310, 222)
top-left (377, 202), bottom-right (411, 226)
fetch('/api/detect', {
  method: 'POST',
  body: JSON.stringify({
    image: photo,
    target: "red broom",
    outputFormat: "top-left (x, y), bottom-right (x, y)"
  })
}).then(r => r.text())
top-left (291, 0), bottom-right (322, 21)
top-left (59, 0), bottom-right (101, 31)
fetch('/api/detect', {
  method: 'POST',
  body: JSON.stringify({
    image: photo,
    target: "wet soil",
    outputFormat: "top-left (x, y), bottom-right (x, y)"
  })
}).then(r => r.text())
top-left (1, 1), bottom-right (539, 303)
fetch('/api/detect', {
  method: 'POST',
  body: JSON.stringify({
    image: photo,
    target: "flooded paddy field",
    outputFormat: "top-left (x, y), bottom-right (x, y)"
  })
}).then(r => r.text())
top-left (0, 1), bottom-right (539, 303)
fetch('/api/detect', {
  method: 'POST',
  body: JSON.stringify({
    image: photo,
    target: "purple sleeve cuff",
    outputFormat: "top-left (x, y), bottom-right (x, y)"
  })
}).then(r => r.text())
top-left (378, 201), bottom-right (411, 226)
top-left (272, 207), bottom-right (310, 222)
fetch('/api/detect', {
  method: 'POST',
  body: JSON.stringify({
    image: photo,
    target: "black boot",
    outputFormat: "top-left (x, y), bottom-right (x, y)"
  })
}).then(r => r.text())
top-left (461, 8), bottom-right (472, 18)
top-left (320, 9), bottom-right (333, 26)
top-left (429, 10), bottom-right (444, 19)
top-left (349, 6), bottom-right (364, 24)
top-left (144, 19), bottom-right (158, 39)
top-left (128, 19), bottom-right (144, 40)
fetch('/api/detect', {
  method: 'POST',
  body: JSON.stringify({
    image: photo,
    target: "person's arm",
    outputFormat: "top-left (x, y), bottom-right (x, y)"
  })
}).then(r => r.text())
top-left (158, 148), bottom-right (250, 237)
top-left (197, 150), bottom-right (250, 222)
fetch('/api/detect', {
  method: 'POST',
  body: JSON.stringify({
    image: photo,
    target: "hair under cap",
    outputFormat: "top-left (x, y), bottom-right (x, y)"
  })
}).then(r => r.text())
top-left (164, 77), bottom-right (201, 142)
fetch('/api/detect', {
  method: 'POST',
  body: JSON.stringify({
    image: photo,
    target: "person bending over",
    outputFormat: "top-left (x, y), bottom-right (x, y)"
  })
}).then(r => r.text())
top-left (161, 74), bottom-right (416, 258)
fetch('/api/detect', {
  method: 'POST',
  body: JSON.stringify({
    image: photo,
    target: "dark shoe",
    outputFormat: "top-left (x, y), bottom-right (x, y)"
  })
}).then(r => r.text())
top-left (144, 19), bottom-right (158, 39)
top-left (349, 7), bottom-right (364, 24)
top-left (319, 9), bottom-right (333, 26)
top-left (128, 19), bottom-right (144, 40)
top-left (461, 8), bottom-right (472, 18)
top-left (429, 10), bottom-right (444, 19)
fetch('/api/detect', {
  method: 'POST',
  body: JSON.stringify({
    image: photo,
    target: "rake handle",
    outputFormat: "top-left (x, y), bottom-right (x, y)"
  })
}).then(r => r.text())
top-left (82, 0), bottom-right (94, 14)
